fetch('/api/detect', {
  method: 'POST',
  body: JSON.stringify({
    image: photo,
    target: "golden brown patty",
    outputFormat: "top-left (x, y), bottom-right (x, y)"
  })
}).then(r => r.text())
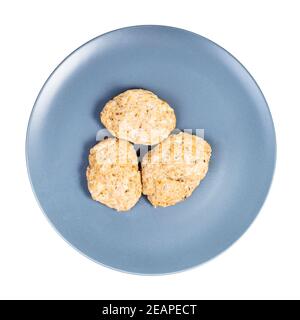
top-left (86, 138), bottom-right (142, 211)
top-left (142, 132), bottom-right (212, 207)
top-left (100, 89), bottom-right (176, 145)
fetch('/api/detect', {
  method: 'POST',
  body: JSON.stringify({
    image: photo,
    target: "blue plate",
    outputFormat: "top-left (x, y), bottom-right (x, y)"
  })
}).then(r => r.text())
top-left (26, 26), bottom-right (276, 274)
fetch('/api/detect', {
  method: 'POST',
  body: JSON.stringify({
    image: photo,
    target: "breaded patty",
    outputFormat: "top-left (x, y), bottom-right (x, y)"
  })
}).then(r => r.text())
top-left (100, 89), bottom-right (176, 145)
top-left (86, 138), bottom-right (142, 211)
top-left (142, 132), bottom-right (212, 207)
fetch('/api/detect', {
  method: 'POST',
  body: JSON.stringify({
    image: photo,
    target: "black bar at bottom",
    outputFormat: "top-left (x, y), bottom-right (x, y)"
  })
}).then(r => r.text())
top-left (0, 300), bottom-right (225, 319)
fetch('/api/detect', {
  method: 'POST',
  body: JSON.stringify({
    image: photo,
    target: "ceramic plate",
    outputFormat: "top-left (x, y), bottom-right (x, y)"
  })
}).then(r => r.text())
top-left (26, 26), bottom-right (276, 274)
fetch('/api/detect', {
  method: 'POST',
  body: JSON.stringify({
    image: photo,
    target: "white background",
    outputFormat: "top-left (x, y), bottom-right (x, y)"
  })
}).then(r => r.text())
top-left (0, 0), bottom-right (299, 300)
